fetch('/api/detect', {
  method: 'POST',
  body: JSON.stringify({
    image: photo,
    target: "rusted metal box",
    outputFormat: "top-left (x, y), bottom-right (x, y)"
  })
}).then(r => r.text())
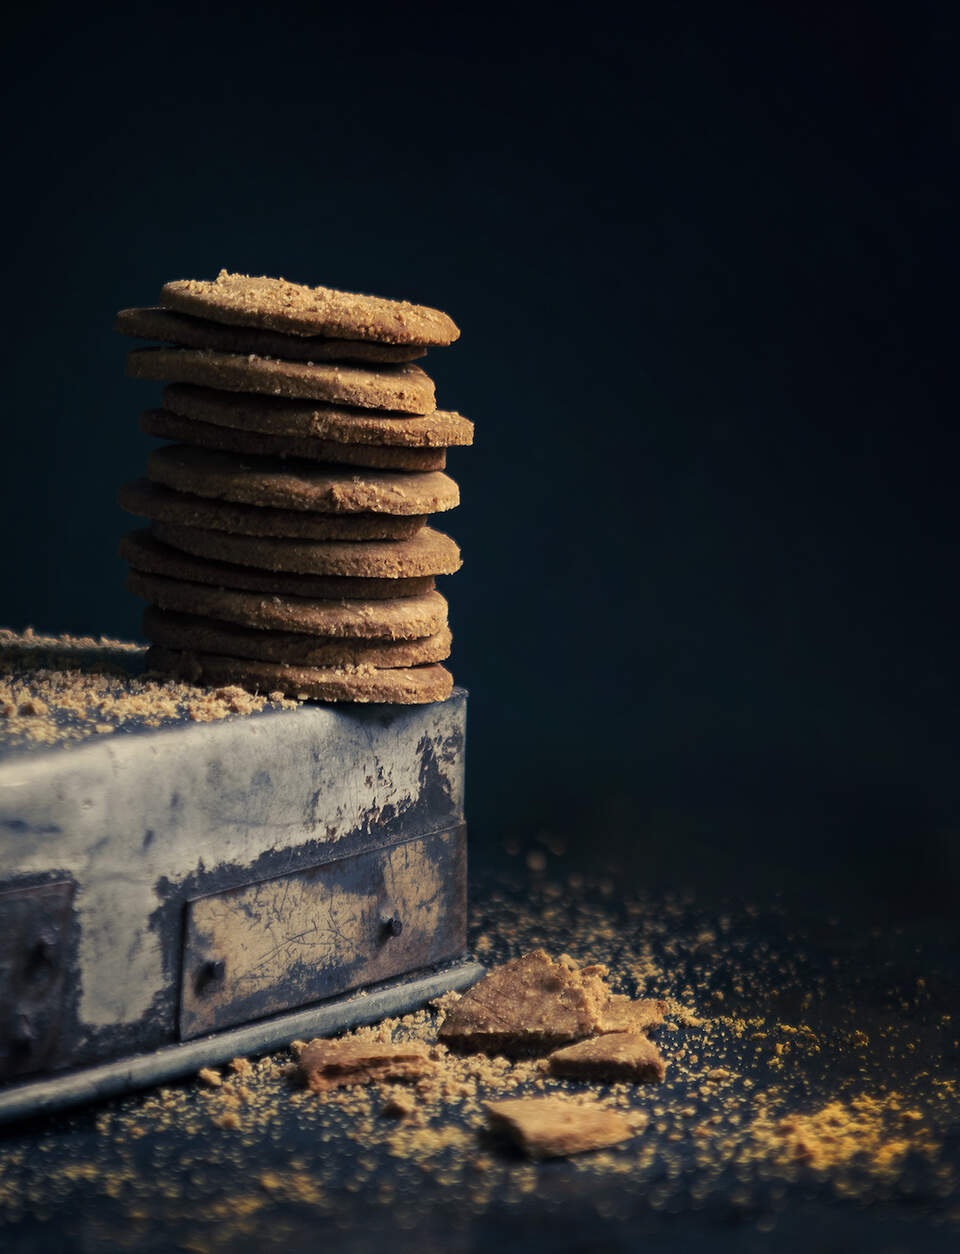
top-left (0, 637), bottom-right (479, 1123)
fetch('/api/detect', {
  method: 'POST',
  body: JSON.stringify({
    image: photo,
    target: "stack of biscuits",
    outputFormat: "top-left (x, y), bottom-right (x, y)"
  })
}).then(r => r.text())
top-left (115, 271), bottom-right (472, 704)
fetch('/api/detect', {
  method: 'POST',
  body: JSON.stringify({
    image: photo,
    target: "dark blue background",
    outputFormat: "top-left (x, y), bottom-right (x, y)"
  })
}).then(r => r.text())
top-left (2, 3), bottom-right (956, 915)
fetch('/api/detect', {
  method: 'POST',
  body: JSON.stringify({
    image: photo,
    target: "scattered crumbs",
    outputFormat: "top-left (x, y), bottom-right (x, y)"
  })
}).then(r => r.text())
top-left (0, 872), bottom-right (956, 1247)
top-left (751, 1095), bottom-right (939, 1175)
top-left (211, 1110), bottom-right (242, 1131)
top-left (0, 626), bottom-right (299, 749)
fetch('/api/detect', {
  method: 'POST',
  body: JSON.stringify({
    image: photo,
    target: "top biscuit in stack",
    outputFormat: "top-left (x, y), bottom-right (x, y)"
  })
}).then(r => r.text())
top-left (116, 272), bottom-right (472, 704)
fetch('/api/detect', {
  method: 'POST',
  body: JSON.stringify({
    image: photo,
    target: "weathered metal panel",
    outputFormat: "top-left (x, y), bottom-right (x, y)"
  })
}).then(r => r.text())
top-left (0, 960), bottom-right (484, 1126)
top-left (0, 682), bottom-right (467, 1069)
top-left (0, 882), bottom-right (74, 1081)
top-left (179, 824), bottom-right (467, 1039)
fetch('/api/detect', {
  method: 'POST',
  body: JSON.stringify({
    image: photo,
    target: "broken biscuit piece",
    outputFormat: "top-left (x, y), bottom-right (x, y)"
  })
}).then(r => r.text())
top-left (298, 1037), bottom-right (436, 1093)
top-left (597, 994), bottom-right (667, 1035)
top-left (438, 949), bottom-right (665, 1056)
top-left (547, 1032), bottom-right (667, 1084)
top-left (438, 950), bottom-right (607, 1056)
top-left (485, 1096), bottom-right (635, 1159)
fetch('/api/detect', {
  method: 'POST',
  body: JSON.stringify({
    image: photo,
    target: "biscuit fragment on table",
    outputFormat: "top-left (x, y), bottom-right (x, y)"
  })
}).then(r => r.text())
top-left (485, 1097), bottom-right (634, 1159)
top-left (298, 1038), bottom-right (437, 1093)
top-left (438, 950), bottom-right (610, 1056)
top-left (438, 950), bottom-right (666, 1056)
top-left (547, 1032), bottom-right (666, 1084)
top-left (596, 994), bottom-right (667, 1035)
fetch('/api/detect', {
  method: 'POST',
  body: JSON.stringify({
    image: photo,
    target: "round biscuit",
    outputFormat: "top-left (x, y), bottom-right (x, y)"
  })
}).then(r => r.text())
top-left (121, 531), bottom-right (436, 599)
top-left (126, 571), bottom-right (448, 639)
top-left (140, 408), bottom-right (446, 472)
top-left (160, 272), bottom-right (459, 346)
top-left (119, 479), bottom-right (426, 540)
top-left (115, 307), bottom-right (427, 364)
top-left (150, 522), bottom-right (461, 578)
top-left (163, 384), bottom-right (473, 449)
top-left (146, 445), bottom-right (459, 516)
top-left (148, 647), bottom-right (454, 704)
top-left (127, 348), bottom-right (435, 414)
top-left (142, 607), bottom-right (451, 668)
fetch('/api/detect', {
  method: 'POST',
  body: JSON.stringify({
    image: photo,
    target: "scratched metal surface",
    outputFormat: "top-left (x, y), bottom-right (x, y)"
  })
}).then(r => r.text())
top-left (1, 632), bottom-right (467, 1069)
top-left (0, 859), bottom-right (957, 1254)
top-left (180, 825), bottom-right (467, 1036)
top-left (0, 883), bottom-right (75, 1080)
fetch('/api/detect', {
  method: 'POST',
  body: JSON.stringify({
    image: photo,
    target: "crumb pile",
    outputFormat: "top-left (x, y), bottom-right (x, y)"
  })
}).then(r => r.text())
top-left (0, 876), bottom-right (956, 1249)
top-left (0, 627), bottom-right (297, 749)
top-left (114, 271), bottom-right (473, 704)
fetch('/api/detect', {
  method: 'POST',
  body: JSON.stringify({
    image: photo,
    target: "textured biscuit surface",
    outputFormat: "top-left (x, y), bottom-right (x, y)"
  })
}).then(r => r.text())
top-left (147, 445), bottom-right (459, 516)
top-left (438, 951), bottom-right (611, 1057)
top-left (163, 384), bottom-right (473, 449)
top-left (127, 348), bottom-right (436, 413)
top-left (140, 408), bottom-right (446, 472)
top-left (297, 1038), bottom-right (437, 1091)
top-left (143, 607), bottom-right (451, 669)
top-left (485, 1098), bottom-right (634, 1160)
top-left (117, 273), bottom-right (465, 707)
top-left (119, 479), bottom-right (426, 540)
top-left (127, 570), bottom-right (448, 639)
top-left (547, 1033), bottom-right (667, 1084)
top-left (150, 522), bottom-right (461, 578)
top-left (160, 271), bottom-right (460, 346)
top-left (115, 306), bottom-right (427, 363)
top-left (437, 951), bottom-right (661, 1057)
top-left (121, 530), bottom-right (436, 599)
top-left (148, 647), bottom-right (454, 704)
top-left (596, 995), bottom-right (667, 1035)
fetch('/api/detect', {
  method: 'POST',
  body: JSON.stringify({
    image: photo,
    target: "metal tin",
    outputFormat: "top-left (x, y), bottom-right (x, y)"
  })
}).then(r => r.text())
top-left (180, 824), bottom-right (467, 1037)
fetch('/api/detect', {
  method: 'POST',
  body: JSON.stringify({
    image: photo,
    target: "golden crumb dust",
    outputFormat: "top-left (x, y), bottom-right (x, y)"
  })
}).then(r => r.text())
top-left (0, 626), bottom-right (299, 748)
top-left (749, 1094), bottom-right (939, 1175)
top-left (0, 874), bottom-right (956, 1248)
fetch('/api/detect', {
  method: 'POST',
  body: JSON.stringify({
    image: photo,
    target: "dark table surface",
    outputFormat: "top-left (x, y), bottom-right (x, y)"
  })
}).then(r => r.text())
top-left (1, 850), bottom-right (958, 1254)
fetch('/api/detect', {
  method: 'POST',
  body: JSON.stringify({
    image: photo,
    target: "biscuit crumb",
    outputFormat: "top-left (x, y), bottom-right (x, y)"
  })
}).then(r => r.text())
top-left (380, 1092), bottom-right (417, 1120)
top-left (0, 882), bottom-right (952, 1238)
top-left (0, 627), bottom-right (300, 749)
top-left (17, 696), bottom-right (48, 716)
